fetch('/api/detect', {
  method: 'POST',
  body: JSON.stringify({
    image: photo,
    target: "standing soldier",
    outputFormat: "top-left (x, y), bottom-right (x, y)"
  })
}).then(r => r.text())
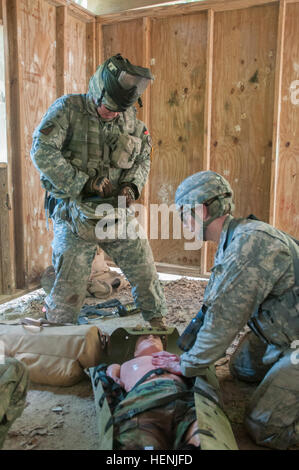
top-left (153, 170), bottom-right (299, 449)
top-left (31, 54), bottom-right (167, 328)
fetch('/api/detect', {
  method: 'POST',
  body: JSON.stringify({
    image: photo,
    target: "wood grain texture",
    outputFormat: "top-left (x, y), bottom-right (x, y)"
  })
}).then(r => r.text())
top-left (102, 18), bottom-right (144, 71)
top-left (207, 4), bottom-right (279, 270)
top-left (4, 0), bottom-right (26, 288)
top-left (102, 18), bottom-right (150, 229)
top-left (65, 13), bottom-right (87, 94)
top-left (18, 0), bottom-right (57, 285)
top-left (273, 1), bottom-right (299, 237)
top-left (0, 164), bottom-right (14, 294)
top-left (101, 20), bottom-right (146, 124)
top-left (2, 0), bottom-right (16, 292)
top-left (269, 0), bottom-right (285, 227)
top-left (56, 6), bottom-right (68, 97)
top-left (97, 0), bottom-right (279, 24)
top-left (149, 13), bottom-right (208, 266)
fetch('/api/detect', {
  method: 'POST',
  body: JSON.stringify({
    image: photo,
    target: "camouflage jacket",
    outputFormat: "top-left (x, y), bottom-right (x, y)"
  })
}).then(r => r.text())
top-left (180, 215), bottom-right (299, 377)
top-left (30, 94), bottom-right (152, 218)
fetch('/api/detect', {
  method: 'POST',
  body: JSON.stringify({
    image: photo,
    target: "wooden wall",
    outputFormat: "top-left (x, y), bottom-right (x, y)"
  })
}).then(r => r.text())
top-left (98, 0), bottom-right (299, 274)
top-left (1, 0), bottom-right (299, 293)
top-left (1, 0), bottom-right (96, 292)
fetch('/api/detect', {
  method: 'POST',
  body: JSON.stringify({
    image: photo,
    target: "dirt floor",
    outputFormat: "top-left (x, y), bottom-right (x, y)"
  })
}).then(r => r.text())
top-left (0, 275), bottom-right (297, 451)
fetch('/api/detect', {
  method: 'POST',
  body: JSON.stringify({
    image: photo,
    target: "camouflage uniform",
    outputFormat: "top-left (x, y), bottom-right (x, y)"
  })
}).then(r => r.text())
top-left (30, 65), bottom-right (167, 324)
top-left (113, 379), bottom-right (197, 450)
top-left (179, 214), bottom-right (299, 449)
top-left (0, 358), bottom-right (29, 449)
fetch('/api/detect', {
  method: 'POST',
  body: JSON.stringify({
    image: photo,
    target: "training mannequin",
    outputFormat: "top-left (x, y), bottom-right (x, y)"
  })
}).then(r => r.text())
top-left (106, 334), bottom-right (200, 450)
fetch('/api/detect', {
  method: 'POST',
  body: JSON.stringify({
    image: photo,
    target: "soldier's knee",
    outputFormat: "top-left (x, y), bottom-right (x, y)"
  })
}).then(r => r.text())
top-left (245, 414), bottom-right (298, 450)
top-left (7, 358), bottom-right (29, 389)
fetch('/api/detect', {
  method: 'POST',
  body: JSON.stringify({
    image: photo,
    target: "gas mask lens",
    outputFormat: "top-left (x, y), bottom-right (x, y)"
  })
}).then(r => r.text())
top-left (118, 71), bottom-right (151, 95)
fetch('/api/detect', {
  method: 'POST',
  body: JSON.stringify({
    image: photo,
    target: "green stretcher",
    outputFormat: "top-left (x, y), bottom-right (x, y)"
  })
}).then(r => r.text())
top-left (89, 327), bottom-right (238, 450)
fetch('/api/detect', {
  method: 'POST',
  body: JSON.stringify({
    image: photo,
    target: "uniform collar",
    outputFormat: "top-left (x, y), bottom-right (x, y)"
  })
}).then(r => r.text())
top-left (214, 214), bottom-right (234, 263)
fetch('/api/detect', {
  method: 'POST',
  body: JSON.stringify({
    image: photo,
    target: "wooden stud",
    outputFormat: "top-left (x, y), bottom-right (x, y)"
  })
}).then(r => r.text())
top-left (86, 20), bottom-right (97, 87)
top-left (271, 1), bottom-right (299, 237)
top-left (201, 9), bottom-right (214, 275)
top-left (269, 0), bottom-right (286, 227)
top-left (1, 1), bottom-right (16, 293)
top-left (2, 0), bottom-right (25, 289)
top-left (0, 164), bottom-right (14, 294)
top-left (47, 0), bottom-right (96, 22)
top-left (140, 16), bottom-right (151, 236)
top-left (95, 19), bottom-right (103, 65)
top-left (56, 6), bottom-right (68, 97)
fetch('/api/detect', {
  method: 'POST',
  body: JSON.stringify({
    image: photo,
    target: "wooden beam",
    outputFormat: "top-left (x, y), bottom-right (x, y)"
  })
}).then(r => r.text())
top-left (95, 19), bottom-right (103, 65)
top-left (0, 0), bottom-right (3, 24)
top-left (141, 16), bottom-right (151, 236)
top-left (56, 6), bottom-right (68, 97)
top-left (201, 9), bottom-right (214, 275)
top-left (86, 21), bottom-right (97, 88)
top-left (97, 0), bottom-right (279, 24)
top-left (0, 164), bottom-right (14, 294)
top-left (2, 0), bottom-right (25, 289)
top-left (269, 0), bottom-right (286, 226)
top-left (47, 0), bottom-right (96, 22)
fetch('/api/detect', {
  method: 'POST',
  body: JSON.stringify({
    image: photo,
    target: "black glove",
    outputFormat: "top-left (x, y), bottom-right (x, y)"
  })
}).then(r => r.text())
top-left (118, 185), bottom-right (136, 207)
top-left (84, 176), bottom-right (113, 197)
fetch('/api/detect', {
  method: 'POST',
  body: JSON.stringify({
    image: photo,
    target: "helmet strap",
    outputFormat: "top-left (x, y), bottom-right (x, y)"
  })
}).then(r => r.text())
top-left (97, 88), bottom-right (106, 108)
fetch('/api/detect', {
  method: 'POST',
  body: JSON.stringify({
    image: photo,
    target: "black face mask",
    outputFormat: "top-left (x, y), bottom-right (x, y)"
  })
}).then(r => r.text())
top-left (101, 54), bottom-right (153, 111)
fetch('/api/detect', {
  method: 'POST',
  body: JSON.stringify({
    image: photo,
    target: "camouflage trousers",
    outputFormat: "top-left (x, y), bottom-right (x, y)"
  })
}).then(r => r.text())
top-left (0, 358), bottom-right (29, 449)
top-left (229, 332), bottom-right (299, 449)
top-left (45, 212), bottom-right (167, 324)
top-left (113, 379), bottom-right (197, 450)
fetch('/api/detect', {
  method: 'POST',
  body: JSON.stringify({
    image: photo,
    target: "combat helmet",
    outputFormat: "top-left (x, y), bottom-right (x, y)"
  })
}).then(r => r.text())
top-left (175, 171), bottom-right (235, 236)
top-left (88, 54), bottom-right (154, 112)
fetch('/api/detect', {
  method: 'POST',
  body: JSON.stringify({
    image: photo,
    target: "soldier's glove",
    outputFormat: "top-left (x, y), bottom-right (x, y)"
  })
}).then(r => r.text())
top-left (148, 317), bottom-right (167, 330)
top-left (118, 185), bottom-right (136, 207)
top-left (85, 176), bottom-right (113, 197)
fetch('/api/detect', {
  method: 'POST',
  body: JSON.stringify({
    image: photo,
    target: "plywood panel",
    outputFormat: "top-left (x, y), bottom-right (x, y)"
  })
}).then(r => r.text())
top-left (149, 13), bottom-right (208, 267)
top-left (0, 164), bottom-right (13, 294)
top-left (19, 0), bottom-right (57, 284)
top-left (65, 13), bottom-right (87, 94)
top-left (274, 2), bottom-right (299, 238)
top-left (102, 18), bottom-right (150, 215)
top-left (102, 19), bottom-right (144, 73)
top-left (207, 4), bottom-right (279, 269)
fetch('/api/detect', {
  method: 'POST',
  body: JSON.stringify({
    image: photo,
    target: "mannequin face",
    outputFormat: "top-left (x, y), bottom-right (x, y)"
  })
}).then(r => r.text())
top-left (134, 335), bottom-right (164, 357)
